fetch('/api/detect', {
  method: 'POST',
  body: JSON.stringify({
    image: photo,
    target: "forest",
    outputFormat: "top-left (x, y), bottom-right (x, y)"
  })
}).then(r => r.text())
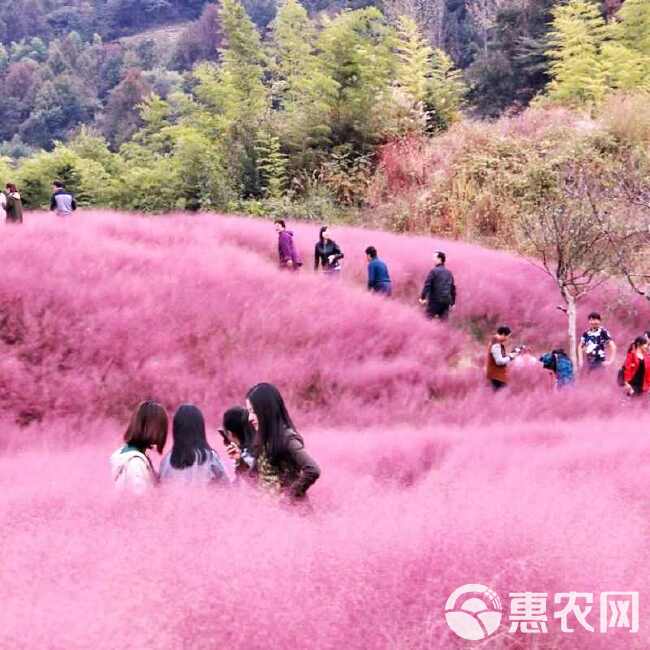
top-left (0, 0), bottom-right (648, 237)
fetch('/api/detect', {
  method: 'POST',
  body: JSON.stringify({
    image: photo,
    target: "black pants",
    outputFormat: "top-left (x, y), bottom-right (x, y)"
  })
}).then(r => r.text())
top-left (426, 302), bottom-right (450, 320)
top-left (490, 379), bottom-right (507, 391)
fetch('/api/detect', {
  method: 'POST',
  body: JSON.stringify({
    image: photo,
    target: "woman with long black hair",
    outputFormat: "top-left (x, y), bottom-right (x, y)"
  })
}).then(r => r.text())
top-left (160, 404), bottom-right (228, 484)
top-left (314, 225), bottom-right (344, 275)
top-left (221, 406), bottom-right (257, 478)
top-left (245, 383), bottom-right (320, 500)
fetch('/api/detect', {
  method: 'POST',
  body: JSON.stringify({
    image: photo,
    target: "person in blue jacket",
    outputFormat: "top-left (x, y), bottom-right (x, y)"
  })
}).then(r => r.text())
top-left (365, 246), bottom-right (392, 296)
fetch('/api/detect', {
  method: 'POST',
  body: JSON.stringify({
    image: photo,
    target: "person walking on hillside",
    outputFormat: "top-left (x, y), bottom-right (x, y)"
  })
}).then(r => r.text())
top-left (50, 180), bottom-right (77, 217)
top-left (314, 226), bottom-right (344, 275)
top-left (419, 251), bottom-right (456, 320)
top-left (0, 187), bottom-right (6, 221)
top-left (486, 326), bottom-right (522, 390)
top-left (622, 336), bottom-right (650, 397)
top-left (578, 312), bottom-right (616, 372)
top-left (275, 219), bottom-right (302, 270)
top-left (365, 246), bottom-right (392, 296)
top-left (4, 183), bottom-right (23, 224)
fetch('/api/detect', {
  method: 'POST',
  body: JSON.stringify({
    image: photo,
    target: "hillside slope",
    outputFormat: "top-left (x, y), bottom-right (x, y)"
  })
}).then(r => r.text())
top-left (0, 210), bottom-right (649, 650)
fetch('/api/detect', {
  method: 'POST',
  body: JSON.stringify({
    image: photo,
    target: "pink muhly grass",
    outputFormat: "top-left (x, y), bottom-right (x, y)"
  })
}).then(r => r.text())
top-left (0, 211), bottom-right (648, 649)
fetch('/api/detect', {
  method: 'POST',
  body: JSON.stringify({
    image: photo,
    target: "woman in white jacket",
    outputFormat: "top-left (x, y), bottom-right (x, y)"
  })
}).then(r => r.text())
top-left (110, 400), bottom-right (169, 494)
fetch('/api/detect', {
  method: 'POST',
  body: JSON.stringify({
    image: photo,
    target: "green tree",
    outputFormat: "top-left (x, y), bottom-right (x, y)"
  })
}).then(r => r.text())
top-left (545, 0), bottom-right (608, 105)
top-left (213, 0), bottom-right (267, 127)
top-left (270, 0), bottom-right (336, 167)
top-left (426, 48), bottom-right (466, 132)
top-left (602, 0), bottom-right (650, 90)
top-left (255, 129), bottom-right (288, 198)
top-left (393, 15), bottom-right (432, 132)
top-left (617, 0), bottom-right (650, 57)
top-left (193, 0), bottom-right (268, 196)
top-left (317, 8), bottom-right (395, 151)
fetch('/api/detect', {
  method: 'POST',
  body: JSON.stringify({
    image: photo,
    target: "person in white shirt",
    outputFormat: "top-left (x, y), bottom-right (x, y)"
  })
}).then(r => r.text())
top-left (110, 400), bottom-right (169, 494)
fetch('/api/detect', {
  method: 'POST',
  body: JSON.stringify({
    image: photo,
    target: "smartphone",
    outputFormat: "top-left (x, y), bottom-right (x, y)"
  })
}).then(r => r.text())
top-left (218, 428), bottom-right (230, 446)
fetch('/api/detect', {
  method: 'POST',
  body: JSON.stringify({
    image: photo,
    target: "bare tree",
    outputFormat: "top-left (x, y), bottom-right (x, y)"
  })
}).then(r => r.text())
top-left (383, 0), bottom-right (446, 48)
top-left (516, 160), bottom-right (650, 367)
top-left (467, 0), bottom-right (509, 55)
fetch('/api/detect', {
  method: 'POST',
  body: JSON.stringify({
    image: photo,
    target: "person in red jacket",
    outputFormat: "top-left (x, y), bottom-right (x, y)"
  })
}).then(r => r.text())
top-left (623, 336), bottom-right (650, 396)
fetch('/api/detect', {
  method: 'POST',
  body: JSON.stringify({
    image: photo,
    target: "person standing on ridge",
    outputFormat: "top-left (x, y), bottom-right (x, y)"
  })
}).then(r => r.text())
top-left (314, 225), bottom-right (344, 275)
top-left (578, 312), bottom-right (616, 372)
top-left (419, 251), bottom-right (456, 320)
top-left (275, 219), bottom-right (302, 270)
top-left (50, 180), bottom-right (77, 217)
top-left (4, 183), bottom-right (23, 224)
top-left (365, 246), bottom-right (392, 296)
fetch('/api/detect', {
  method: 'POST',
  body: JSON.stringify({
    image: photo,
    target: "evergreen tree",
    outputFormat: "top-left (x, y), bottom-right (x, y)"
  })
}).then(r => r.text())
top-left (617, 0), bottom-right (650, 57)
top-left (393, 15), bottom-right (431, 132)
top-left (271, 0), bottom-right (336, 167)
top-left (255, 129), bottom-right (288, 198)
top-left (193, 0), bottom-right (268, 196)
top-left (215, 0), bottom-right (268, 127)
top-left (604, 0), bottom-right (650, 88)
top-left (426, 48), bottom-right (466, 132)
top-left (601, 41), bottom-right (650, 93)
top-left (317, 8), bottom-right (395, 152)
top-left (545, 0), bottom-right (608, 105)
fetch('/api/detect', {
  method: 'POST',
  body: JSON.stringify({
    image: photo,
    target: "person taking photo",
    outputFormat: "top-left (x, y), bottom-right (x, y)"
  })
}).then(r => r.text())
top-left (486, 326), bottom-right (522, 390)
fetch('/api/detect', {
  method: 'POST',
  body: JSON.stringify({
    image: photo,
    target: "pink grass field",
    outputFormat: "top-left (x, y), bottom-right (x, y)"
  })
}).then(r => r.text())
top-left (1, 210), bottom-right (649, 649)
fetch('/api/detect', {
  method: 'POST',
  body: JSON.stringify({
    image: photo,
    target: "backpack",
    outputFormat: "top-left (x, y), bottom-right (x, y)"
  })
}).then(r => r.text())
top-left (540, 352), bottom-right (557, 373)
top-left (540, 350), bottom-right (574, 386)
top-left (554, 352), bottom-right (574, 386)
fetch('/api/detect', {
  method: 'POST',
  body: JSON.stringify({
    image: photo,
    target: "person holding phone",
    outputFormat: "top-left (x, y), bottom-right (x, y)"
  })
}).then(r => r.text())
top-left (244, 383), bottom-right (320, 501)
top-left (314, 226), bottom-right (344, 275)
top-left (220, 406), bottom-right (257, 478)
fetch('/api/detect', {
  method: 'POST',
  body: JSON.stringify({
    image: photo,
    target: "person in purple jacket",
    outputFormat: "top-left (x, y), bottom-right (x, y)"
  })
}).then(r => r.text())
top-left (274, 219), bottom-right (302, 270)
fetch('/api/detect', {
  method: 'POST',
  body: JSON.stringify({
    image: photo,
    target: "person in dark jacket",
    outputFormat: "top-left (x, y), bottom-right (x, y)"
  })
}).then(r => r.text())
top-left (245, 383), bottom-right (320, 502)
top-left (314, 226), bottom-right (344, 274)
top-left (275, 219), bottom-right (302, 270)
top-left (419, 251), bottom-right (456, 320)
top-left (50, 180), bottom-right (77, 217)
top-left (365, 246), bottom-right (392, 296)
top-left (4, 183), bottom-right (23, 223)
